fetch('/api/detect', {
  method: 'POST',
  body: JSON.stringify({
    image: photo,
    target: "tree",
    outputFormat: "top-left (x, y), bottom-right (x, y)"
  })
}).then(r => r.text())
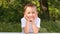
top-left (39, 0), bottom-right (50, 20)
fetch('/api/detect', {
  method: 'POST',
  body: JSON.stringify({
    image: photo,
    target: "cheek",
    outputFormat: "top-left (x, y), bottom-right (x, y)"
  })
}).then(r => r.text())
top-left (26, 14), bottom-right (30, 17)
top-left (33, 14), bottom-right (37, 18)
top-left (33, 14), bottom-right (36, 16)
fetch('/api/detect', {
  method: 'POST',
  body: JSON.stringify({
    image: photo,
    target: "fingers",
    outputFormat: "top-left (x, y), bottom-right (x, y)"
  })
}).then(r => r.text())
top-left (34, 14), bottom-right (38, 19)
top-left (24, 15), bottom-right (30, 21)
top-left (24, 15), bottom-right (38, 22)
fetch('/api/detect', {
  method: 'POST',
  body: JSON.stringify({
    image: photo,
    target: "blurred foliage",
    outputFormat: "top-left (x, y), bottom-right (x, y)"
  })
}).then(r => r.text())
top-left (0, 0), bottom-right (60, 32)
top-left (48, 0), bottom-right (60, 21)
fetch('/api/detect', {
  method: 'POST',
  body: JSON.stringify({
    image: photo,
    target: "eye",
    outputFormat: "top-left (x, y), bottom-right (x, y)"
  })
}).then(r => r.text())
top-left (32, 12), bottom-right (35, 14)
top-left (28, 12), bottom-right (30, 14)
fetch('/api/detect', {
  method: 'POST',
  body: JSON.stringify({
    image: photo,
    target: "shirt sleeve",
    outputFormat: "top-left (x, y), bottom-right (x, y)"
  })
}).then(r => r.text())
top-left (35, 18), bottom-right (41, 28)
top-left (21, 18), bottom-right (26, 28)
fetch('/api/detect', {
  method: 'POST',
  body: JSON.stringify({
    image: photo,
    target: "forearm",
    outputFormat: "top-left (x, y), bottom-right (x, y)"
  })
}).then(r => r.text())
top-left (24, 26), bottom-right (29, 34)
top-left (24, 21), bottom-right (30, 34)
top-left (32, 22), bottom-right (39, 34)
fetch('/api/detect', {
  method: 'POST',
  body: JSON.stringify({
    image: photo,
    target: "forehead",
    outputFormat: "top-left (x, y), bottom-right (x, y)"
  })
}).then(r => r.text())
top-left (25, 7), bottom-right (37, 12)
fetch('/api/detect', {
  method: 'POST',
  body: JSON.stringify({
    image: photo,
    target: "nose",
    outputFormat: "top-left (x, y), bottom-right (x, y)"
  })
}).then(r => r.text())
top-left (29, 13), bottom-right (32, 16)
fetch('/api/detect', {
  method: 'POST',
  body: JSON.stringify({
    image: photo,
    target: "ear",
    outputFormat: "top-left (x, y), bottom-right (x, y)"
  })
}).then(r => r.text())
top-left (35, 12), bottom-right (38, 18)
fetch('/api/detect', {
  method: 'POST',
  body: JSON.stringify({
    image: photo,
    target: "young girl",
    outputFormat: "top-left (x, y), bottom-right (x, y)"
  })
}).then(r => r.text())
top-left (21, 3), bottom-right (41, 34)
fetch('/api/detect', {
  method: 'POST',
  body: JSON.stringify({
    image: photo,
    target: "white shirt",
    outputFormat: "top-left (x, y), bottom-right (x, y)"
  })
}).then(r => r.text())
top-left (21, 17), bottom-right (41, 33)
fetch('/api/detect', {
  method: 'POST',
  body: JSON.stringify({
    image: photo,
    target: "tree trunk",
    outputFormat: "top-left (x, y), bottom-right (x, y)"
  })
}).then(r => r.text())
top-left (39, 0), bottom-right (50, 20)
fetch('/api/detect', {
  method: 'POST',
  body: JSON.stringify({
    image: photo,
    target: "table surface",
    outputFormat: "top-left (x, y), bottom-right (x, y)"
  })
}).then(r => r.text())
top-left (0, 33), bottom-right (60, 34)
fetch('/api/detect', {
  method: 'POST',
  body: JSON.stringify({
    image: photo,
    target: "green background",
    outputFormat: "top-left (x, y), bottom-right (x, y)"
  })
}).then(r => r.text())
top-left (0, 0), bottom-right (60, 32)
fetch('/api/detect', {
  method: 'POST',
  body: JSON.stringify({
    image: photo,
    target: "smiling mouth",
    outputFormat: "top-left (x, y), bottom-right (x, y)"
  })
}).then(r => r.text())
top-left (30, 20), bottom-right (31, 22)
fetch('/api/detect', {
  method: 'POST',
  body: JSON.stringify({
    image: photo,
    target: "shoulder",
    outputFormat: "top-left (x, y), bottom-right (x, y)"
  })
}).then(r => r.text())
top-left (36, 17), bottom-right (41, 21)
top-left (21, 17), bottom-right (26, 21)
top-left (35, 17), bottom-right (41, 23)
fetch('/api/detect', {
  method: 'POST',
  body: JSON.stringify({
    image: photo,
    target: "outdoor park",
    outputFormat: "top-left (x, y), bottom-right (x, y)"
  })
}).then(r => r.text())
top-left (0, 0), bottom-right (60, 32)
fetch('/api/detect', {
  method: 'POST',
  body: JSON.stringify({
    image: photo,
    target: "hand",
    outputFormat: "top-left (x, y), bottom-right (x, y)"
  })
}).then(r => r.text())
top-left (24, 15), bottom-right (30, 22)
top-left (35, 14), bottom-right (38, 19)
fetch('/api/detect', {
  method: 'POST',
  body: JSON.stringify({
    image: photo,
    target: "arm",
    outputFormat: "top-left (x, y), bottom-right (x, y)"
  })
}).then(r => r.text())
top-left (21, 18), bottom-right (30, 34)
top-left (23, 21), bottom-right (30, 34)
top-left (32, 21), bottom-right (39, 34)
top-left (31, 18), bottom-right (40, 34)
top-left (22, 15), bottom-right (31, 34)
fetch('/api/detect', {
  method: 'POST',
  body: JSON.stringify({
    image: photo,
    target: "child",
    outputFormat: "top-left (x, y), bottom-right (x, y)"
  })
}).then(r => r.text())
top-left (21, 3), bottom-right (41, 34)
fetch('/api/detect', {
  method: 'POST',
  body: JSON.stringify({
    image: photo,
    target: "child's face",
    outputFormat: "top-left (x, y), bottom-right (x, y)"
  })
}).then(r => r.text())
top-left (24, 7), bottom-right (38, 20)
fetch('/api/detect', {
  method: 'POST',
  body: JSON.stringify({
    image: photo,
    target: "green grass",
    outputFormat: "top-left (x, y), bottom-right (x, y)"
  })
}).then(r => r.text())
top-left (0, 20), bottom-right (60, 32)
top-left (0, 22), bottom-right (22, 32)
top-left (40, 20), bottom-right (60, 32)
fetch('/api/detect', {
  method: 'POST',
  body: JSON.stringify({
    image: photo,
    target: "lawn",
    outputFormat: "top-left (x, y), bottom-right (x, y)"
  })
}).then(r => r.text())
top-left (0, 20), bottom-right (60, 32)
top-left (0, 22), bottom-right (22, 32)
